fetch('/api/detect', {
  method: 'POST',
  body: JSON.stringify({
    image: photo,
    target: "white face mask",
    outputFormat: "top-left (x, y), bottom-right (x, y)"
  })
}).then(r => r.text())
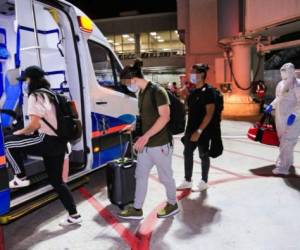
top-left (22, 82), bottom-right (29, 94)
top-left (190, 74), bottom-right (197, 84)
top-left (127, 82), bottom-right (139, 93)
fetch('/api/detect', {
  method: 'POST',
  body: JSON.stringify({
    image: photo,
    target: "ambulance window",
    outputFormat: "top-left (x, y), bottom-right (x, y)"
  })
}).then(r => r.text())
top-left (88, 40), bottom-right (135, 97)
top-left (88, 41), bottom-right (119, 87)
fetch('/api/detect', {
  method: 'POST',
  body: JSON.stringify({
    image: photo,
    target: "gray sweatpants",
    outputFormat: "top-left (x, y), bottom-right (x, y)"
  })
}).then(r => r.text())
top-left (134, 143), bottom-right (177, 209)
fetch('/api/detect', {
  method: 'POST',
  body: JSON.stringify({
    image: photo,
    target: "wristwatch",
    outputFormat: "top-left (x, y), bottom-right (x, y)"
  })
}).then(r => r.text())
top-left (197, 128), bottom-right (203, 134)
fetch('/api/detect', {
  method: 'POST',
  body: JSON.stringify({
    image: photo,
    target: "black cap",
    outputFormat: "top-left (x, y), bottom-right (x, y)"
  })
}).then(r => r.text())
top-left (17, 66), bottom-right (45, 81)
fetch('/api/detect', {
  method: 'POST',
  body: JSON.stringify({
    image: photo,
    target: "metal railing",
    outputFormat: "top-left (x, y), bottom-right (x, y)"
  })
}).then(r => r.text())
top-left (117, 50), bottom-right (185, 60)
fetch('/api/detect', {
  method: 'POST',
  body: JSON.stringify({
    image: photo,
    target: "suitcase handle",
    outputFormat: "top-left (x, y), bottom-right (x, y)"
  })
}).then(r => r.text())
top-left (123, 163), bottom-right (134, 169)
top-left (119, 131), bottom-right (135, 161)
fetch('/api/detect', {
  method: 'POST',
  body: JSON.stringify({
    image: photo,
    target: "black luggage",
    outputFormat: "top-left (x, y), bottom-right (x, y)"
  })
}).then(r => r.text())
top-left (106, 133), bottom-right (136, 209)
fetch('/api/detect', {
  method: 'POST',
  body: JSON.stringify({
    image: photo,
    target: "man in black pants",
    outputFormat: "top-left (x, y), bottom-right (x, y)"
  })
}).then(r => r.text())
top-left (177, 64), bottom-right (216, 192)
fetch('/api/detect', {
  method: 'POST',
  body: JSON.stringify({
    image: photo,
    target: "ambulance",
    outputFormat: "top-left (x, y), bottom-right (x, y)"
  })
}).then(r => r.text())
top-left (0, 0), bottom-right (138, 223)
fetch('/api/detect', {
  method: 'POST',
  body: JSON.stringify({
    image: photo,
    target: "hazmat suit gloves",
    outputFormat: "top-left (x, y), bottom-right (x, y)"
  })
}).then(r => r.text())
top-left (287, 113), bottom-right (296, 126)
top-left (264, 105), bottom-right (273, 114)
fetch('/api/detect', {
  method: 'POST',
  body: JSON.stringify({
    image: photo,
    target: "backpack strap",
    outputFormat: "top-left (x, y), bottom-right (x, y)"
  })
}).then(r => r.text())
top-left (41, 117), bottom-right (58, 135)
top-left (32, 88), bottom-right (59, 136)
top-left (149, 83), bottom-right (159, 112)
top-left (33, 88), bottom-right (59, 103)
top-left (149, 83), bottom-right (173, 146)
top-left (139, 83), bottom-right (159, 114)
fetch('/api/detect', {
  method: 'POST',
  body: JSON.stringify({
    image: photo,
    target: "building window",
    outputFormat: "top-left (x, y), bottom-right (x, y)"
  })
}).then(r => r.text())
top-left (140, 30), bottom-right (185, 55)
top-left (107, 34), bottom-right (135, 54)
top-left (87, 40), bottom-right (135, 96)
top-left (107, 30), bottom-right (185, 59)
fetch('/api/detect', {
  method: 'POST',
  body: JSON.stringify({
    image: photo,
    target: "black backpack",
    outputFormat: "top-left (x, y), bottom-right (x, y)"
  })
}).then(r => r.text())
top-left (150, 84), bottom-right (186, 135)
top-left (34, 89), bottom-right (82, 143)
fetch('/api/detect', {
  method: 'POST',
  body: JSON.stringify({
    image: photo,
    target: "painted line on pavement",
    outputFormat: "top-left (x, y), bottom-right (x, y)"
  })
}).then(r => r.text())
top-left (135, 175), bottom-right (262, 250)
top-left (172, 153), bottom-right (244, 178)
top-left (227, 138), bottom-right (300, 155)
top-left (135, 189), bottom-right (190, 250)
top-left (79, 187), bottom-right (139, 249)
top-left (223, 148), bottom-right (300, 169)
top-left (0, 226), bottom-right (4, 250)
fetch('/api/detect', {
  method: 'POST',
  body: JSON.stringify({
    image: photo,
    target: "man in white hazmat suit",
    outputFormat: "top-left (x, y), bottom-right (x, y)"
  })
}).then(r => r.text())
top-left (265, 63), bottom-right (300, 175)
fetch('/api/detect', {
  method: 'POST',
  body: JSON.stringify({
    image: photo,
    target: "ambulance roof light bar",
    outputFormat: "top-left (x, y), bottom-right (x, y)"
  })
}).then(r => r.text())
top-left (78, 16), bottom-right (93, 33)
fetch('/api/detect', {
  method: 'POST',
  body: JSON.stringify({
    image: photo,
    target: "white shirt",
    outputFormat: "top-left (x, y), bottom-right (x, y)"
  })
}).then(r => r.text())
top-left (27, 93), bottom-right (58, 136)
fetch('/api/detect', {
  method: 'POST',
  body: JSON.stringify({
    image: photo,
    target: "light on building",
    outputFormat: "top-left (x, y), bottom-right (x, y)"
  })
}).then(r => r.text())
top-left (108, 39), bottom-right (114, 43)
top-left (156, 36), bottom-right (161, 39)
top-left (122, 34), bottom-right (130, 38)
top-left (128, 38), bottom-right (135, 42)
top-left (115, 43), bottom-right (120, 46)
top-left (150, 32), bottom-right (157, 36)
top-left (158, 39), bottom-right (165, 42)
top-left (163, 48), bottom-right (170, 51)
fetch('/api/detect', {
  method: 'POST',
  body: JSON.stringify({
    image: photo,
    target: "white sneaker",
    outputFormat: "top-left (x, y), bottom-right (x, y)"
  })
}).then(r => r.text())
top-left (272, 168), bottom-right (289, 176)
top-left (9, 176), bottom-right (30, 189)
top-left (176, 180), bottom-right (193, 190)
top-left (192, 180), bottom-right (209, 192)
top-left (59, 215), bottom-right (82, 226)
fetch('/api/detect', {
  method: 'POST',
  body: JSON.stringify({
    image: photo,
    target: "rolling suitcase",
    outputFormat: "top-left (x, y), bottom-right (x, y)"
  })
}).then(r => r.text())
top-left (106, 132), bottom-right (136, 209)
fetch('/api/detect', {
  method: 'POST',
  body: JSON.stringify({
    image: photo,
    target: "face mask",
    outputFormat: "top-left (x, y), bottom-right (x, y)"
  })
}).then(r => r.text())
top-left (22, 82), bottom-right (29, 94)
top-left (190, 74), bottom-right (197, 84)
top-left (127, 83), bottom-right (139, 93)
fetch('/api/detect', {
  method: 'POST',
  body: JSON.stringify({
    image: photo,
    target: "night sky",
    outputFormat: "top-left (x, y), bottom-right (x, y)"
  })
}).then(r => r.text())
top-left (68, 0), bottom-right (177, 19)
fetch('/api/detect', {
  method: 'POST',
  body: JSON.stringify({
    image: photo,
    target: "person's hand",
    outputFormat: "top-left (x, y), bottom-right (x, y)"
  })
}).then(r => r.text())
top-left (13, 130), bottom-right (23, 136)
top-left (190, 131), bottom-right (201, 142)
top-left (287, 113), bottom-right (296, 126)
top-left (264, 104), bottom-right (273, 114)
top-left (134, 134), bottom-right (150, 152)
